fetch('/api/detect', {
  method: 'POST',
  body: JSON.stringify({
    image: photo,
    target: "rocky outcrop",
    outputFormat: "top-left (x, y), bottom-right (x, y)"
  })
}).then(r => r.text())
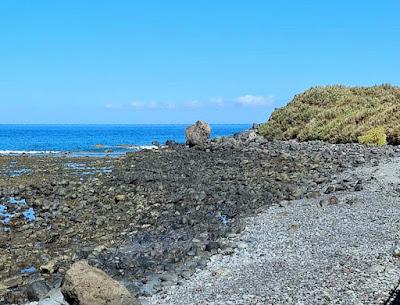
top-left (61, 261), bottom-right (139, 305)
top-left (185, 121), bottom-right (211, 147)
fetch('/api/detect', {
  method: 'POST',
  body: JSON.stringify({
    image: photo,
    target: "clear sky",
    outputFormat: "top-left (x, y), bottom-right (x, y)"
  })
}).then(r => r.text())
top-left (0, 0), bottom-right (399, 124)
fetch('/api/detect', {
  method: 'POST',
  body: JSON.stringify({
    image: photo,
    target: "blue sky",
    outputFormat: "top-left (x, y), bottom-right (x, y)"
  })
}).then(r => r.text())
top-left (0, 0), bottom-right (399, 124)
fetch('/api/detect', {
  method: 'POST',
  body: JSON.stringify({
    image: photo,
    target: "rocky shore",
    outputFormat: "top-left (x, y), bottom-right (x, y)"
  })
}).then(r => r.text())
top-left (1, 127), bottom-right (399, 304)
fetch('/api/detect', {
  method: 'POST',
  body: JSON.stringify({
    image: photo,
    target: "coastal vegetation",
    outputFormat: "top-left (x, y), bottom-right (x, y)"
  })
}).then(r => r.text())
top-left (358, 126), bottom-right (387, 146)
top-left (259, 84), bottom-right (400, 145)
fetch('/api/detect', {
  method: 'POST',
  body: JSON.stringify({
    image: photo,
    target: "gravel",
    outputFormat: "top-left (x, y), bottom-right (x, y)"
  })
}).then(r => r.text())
top-left (145, 158), bottom-right (400, 305)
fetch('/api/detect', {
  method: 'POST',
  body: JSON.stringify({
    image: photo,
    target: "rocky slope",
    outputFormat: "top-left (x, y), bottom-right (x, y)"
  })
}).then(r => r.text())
top-left (1, 128), bottom-right (399, 304)
top-left (147, 156), bottom-right (400, 305)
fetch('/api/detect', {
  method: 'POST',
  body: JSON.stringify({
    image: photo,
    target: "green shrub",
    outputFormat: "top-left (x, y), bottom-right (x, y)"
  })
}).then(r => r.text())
top-left (259, 85), bottom-right (400, 144)
top-left (358, 126), bottom-right (387, 146)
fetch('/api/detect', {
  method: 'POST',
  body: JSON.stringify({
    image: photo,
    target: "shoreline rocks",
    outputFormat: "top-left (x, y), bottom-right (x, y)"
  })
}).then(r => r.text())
top-left (1, 129), bottom-right (400, 304)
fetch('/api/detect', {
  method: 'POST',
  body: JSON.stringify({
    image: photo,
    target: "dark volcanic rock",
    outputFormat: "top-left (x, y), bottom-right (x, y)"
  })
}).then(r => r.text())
top-left (1, 130), bottom-right (399, 304)
top-left (205, 241), bottom-right (221, 252)
top-left (26, 280), bottom-right (51, 301)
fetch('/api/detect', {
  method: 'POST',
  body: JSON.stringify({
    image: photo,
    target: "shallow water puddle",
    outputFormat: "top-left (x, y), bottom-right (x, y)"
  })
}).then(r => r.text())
top-left (20, 266), bottom-right (36, 274)
top-left (0, 197), bottom-right (36, 226)
top-left (10, 168), bottom-right (32, 177)
top-left (0, 166), bottom-right (32, 177)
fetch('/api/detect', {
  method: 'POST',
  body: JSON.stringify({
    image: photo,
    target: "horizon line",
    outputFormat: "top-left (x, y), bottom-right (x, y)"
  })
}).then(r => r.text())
top-left (0, 123), bottom-right (254, 125)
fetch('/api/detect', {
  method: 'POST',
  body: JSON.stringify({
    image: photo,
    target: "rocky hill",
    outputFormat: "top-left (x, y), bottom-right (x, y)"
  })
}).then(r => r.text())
top-left (259, 85), bottom-right (400, 144)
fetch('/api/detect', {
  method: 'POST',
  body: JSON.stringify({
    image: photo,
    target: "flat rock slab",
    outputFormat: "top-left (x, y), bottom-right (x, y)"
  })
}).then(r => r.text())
top-left (146, 159), bottom-right (400, 305)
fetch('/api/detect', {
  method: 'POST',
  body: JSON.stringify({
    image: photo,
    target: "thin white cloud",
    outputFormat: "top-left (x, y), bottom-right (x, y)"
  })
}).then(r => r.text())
top-left (236, 95), bottom-right (274, 107)
top-left (130, 101), bottom-right (145, 110)
top-left (106, 95), bottom-right (275, 111)
top-left (183, 100), bottom-right (202, 109)
top-left (210, 97), bottom-right (225, 108)
top-left (148, 101), bottom-right (158, 109)
top-left (105, 103), bottom-right (123, 109)
top-left (165, 102), bottom-right (177, 109)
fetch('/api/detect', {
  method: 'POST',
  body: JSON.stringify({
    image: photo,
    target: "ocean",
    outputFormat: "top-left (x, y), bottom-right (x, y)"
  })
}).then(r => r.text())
top-left (0, 124), bottom-right (251, 156)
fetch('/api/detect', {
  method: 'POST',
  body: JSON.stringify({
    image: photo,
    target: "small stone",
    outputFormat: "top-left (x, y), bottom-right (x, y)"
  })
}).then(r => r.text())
top-left (392, 242), bottom-right (400, 257)
top-left (354, 181), bottom-right (363, 191)
top-left (306, 191), bottom-right (321, 199)
top-left (160, 272), bottom-right (178, 284)
top-left (115, 195), bottom-right (126, 202)
top-left (27, 280), bottom-right (51, 301)
top-left (40, 259), bottom-right (58, 274)
top-left (278, 200), bottom-right (289, 208)
top-left (324, 186), bottom-right (335, 194)
top-left (205, 241), bottom-right (220, 252)
top-left (328, 196), bottom-right (339, 205)
top-left (236, 242), bottom-right (248, 249)
top-left (319, 196), bottom-right (339, 207)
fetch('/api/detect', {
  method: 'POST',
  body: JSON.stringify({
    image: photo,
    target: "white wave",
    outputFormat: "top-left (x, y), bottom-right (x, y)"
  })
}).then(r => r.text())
top-left (138, 145), bottom-right (160, 150)
top-left (105, 145), bottom-right (161, 150)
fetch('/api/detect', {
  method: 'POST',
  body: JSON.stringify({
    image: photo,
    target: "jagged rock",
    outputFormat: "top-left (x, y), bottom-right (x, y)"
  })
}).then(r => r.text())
top-left (61, 261), bottom-right (139, 305)
top-left (26, 280), bottom-right (51, 301)
top-left (185, 121), bottom-right (211, 147)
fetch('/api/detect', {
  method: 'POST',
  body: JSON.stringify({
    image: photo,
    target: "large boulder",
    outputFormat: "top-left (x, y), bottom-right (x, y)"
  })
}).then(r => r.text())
top-left (185, 120), bottom-right (211, 147)
top-left (61, 261), bottom-right (139, 305)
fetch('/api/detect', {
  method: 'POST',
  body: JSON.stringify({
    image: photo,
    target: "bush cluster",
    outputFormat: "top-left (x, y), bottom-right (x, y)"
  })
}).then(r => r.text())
top-left (259, 85), bottom-right (400, 145)
top-left (357, 126), bottom-right (387, 146)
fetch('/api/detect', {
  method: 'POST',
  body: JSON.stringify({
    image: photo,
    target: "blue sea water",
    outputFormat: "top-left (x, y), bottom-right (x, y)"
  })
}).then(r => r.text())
top-left (0, 124), bottom-right (251, 156)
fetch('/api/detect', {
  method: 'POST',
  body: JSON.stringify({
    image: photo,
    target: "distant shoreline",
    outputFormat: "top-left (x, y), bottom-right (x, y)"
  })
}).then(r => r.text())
top-left (0, 124), bottom-right (251, 155)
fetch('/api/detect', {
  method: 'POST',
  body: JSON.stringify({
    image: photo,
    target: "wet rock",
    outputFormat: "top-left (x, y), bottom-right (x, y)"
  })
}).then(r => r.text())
top-left (185, 121), bottom-right (211, 147)
top-left (61, 260), bottom-right (139, 305)
top-left (27, 280), bottom-right (51, 301)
